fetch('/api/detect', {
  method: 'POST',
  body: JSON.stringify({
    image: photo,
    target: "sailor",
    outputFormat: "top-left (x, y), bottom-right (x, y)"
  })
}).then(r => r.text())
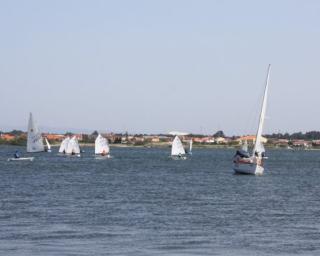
top-left (14, 150), bottom-right (20, 159)
top-left (101, 150), bottom-right (106, 156)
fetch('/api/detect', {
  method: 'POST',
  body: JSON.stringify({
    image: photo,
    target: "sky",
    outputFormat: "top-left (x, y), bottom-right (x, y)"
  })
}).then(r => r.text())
top-left (0, 0), bottom-right (319, 135)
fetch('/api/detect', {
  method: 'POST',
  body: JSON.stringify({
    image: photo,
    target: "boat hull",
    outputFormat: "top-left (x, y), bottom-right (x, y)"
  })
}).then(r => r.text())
top-left (95, 155), bottom-right (112, 160)
top-left (233, 162), bottom-right (264, 175)
top-left (7, 157), bottom-right (34, 162)
top-left (171, 155), bottom-right (187, 160)
top-left (66, 154), bottom-right (81, 157)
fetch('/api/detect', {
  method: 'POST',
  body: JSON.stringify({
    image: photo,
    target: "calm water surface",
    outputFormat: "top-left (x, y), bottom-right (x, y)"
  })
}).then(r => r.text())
top-left (0, 145), bottom-right (320, 255)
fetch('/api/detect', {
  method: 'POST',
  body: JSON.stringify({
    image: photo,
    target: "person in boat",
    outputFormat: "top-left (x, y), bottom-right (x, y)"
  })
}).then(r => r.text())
top-left (101, 150), bottom-right (106, 156)
top-left (233, 150), bottom-right (251, 164)
top-left (254, 151), bottom-right (266, 158)
top-left (14, 150), bottom-right (20, 159)
top-left (71, 151), bottom-right (75, 155)
top-left (234, 150), bottom-right (249, 158)
top-left (253, 151), bottom-right (265, 166)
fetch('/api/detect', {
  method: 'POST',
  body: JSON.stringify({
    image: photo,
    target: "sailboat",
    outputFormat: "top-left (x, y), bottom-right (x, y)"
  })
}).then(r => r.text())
top-left (171, 136), bottom-right (187, 159)
top-left (59, 136), bottom-right (70, 154)
top-left (233, 65), bottom-right (271, 175)
top-left (65, 136), bottom-right (81, 157)
top-left (95, 134), bottom-right (111, 159)
top-left (189, 139), bottom-right (193, 155)
top-left (44, 137), bottom-right (51, 152)
top-left (27, 113), bottom-right (45, 153)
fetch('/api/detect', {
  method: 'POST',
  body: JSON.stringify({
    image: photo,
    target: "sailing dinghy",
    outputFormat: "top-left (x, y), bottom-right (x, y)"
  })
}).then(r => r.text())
top-left (45, 137), bottom-right (51, 152)
top-left (27, 113), bottom-right (44, 153)
top-left (189, 139), bottom-right (193, 155)
top-left (171, 136), bottom-right (187, 160)
top-left (58, 137), bottom-right (70, 154)
top-left (95, 134), bottom-right (111, 159)
top-left (233, 65), bottom-right (271, 175)
top-left (65, 136), bottom-right (81, 157)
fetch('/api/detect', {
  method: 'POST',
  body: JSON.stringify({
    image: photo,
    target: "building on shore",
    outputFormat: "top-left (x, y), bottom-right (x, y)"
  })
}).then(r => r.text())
top-left (0, 134), bottom-right (16, 141)
top-left (237, 135), bottom-right (268, 144)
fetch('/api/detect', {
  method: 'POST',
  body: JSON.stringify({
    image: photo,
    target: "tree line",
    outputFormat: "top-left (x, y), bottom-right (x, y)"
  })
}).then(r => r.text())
top-left (265, 131), bottom-right (320, 140)
top-left (2, 129), bottom-right (320, 141)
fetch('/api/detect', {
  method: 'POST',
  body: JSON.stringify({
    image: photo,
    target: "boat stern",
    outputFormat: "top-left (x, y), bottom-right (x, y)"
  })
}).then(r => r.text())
top-left (233, 162), bottom-right (264, 175)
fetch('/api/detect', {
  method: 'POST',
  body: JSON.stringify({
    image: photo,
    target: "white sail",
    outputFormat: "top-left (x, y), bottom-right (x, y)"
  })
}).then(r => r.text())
top-left (65, 136), bottom-right (80, 155)
top-left (255, 140), bottom-right (265, 154)
top-left (45, 137), bottom-right (51, 150)
top-left (95, 134), bottom-right (110, 155)
top-left (241, 140), bottom-right (248, 152)
top-left (59, 137), bottom-right (70, 153)
top-left (253, 64), bottom-right (271, 156)
top-left (171, 136), bottom-right (186, 156)
top-left (189, 139), bottom-right (193, 153)
top-left (27, 113), bottom-right (45, 152)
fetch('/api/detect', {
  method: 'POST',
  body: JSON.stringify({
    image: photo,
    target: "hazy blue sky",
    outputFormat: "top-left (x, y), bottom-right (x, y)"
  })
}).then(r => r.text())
top-left (0, 0), bottom-right (319, 135)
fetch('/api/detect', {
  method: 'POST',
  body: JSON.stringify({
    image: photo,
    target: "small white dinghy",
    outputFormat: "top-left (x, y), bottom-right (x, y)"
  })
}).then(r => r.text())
top-left (8, 157), bottom-right (34, 162)
top-left (65, 136), bottom-right (81, 157)
top-left (58, 137), bottom-right (70, 154)
top-left (188, 139), bottom-right (193, 155)
top-left (233, 65), bottom-right (271, 175)
top-left (95, 134), bottom-right (111, 159)
top-left (45, 137), bottom-right (51, 152)
top-left (171, 136), bottom-right (187, 160)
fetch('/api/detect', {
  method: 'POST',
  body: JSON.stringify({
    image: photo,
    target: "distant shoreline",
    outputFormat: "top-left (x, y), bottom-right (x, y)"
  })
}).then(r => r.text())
top-left (2, 143), bottom-right (319, 151)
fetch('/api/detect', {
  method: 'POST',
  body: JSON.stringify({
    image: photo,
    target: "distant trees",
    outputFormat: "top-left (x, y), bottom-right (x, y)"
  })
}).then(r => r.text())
top-left (0, 137), bottom-right (26, 146)
top-left (9, 130), bottom-right (24, 136)
top-left (213, 130), bottom-right (225, 137)
top-left (91, 130), bottom-right (99, 136)
top-left (265, 131), bottom-right (320, 140)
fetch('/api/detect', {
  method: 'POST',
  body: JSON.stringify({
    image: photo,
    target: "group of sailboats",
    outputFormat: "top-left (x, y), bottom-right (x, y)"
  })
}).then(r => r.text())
top-left (9, 113), bottom-right (112, 160)
top-left (7, 65), bottom-right (271, 175)
top-left (57, 133), bottom-right (111, 158)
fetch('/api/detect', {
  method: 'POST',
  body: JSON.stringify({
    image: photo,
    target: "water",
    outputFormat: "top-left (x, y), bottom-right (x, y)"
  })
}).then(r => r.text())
top-left (0, 145), bottom-right (320, 255)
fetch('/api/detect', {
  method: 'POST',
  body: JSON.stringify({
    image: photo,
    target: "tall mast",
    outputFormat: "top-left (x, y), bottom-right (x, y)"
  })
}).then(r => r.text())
top-left (253, 64), bottom-right (271, 157)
